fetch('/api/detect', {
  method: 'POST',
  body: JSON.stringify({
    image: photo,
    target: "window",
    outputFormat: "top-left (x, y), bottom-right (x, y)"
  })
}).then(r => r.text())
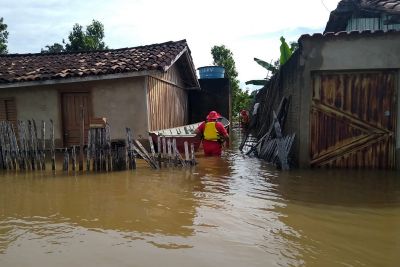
top-left (0, 98), bottom-right (17, 124)
top-left (346, 15), bottom-right (400, 32)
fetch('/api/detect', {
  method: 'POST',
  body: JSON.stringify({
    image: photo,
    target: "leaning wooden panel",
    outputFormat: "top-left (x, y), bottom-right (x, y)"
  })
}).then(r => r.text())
top-left (310, 71), bottom-right (397, 169)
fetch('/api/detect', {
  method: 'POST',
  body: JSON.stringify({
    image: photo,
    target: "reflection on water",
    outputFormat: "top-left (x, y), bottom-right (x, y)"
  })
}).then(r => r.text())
top-left (0, 131), bottom-right (399, 266)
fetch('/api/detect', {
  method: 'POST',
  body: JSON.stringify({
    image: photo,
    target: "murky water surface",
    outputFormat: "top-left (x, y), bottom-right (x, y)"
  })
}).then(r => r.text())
top-left (0, 134), bottom-right (399, 267)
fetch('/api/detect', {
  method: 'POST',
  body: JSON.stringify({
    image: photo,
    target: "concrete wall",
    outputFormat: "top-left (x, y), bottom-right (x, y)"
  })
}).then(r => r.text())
top-left (277, 55), bottom-right (304, 166)
top-left (0, 76), bottom-right (147, 146)
top-left (0, 86), bottom-right (60, 139)
top-left (297, 32), bottom-right (400, 168)
top-left (91, 77), bottom-right (148, 139)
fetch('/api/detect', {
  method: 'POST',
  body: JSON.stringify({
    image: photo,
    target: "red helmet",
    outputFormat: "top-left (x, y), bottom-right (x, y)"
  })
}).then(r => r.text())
top-left (206, 111), bottom-right (221, 121)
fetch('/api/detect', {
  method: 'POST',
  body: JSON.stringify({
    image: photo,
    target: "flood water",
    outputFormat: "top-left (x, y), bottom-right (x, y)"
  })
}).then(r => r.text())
top-left (0, 133), bottom-right (399, 267)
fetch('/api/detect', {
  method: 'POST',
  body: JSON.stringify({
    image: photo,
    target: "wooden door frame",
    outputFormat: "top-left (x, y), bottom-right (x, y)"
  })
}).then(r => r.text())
top-left (58, 89), bottom-right (93, 147)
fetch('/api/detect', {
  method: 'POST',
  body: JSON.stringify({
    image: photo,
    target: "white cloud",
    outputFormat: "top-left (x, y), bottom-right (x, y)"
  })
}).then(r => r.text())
top-left (1, 0), bottom-right (341, 88)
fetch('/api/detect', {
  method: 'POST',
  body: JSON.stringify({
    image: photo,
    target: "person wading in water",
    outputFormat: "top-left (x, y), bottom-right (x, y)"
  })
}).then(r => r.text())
top-left (195, 111), bottom-right (229, 156)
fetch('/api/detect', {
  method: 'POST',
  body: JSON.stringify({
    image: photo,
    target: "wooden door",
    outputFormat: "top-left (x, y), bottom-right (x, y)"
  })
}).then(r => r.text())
top-left (310, 71), bottom-right (397, 169)
top-left (61, 93), bottom-right (91, 146)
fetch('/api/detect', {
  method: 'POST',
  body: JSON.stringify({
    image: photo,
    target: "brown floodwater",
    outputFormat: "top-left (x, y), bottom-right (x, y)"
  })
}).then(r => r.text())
top-left (0, 133), bottom-right (399, 267)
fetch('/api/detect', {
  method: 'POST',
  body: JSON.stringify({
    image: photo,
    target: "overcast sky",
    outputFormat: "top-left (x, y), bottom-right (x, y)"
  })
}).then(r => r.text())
top-left (1, 0), bottom-right (341, 90)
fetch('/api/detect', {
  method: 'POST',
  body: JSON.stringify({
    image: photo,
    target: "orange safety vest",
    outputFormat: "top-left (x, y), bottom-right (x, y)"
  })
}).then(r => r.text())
top-left (203, 122), bottom-right (220, 141)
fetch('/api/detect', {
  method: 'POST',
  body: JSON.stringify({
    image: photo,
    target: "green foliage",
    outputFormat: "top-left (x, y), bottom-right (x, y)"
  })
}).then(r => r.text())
top-left (211, 45), bottom-right (238, 79)
top-left (211, 45), bottom-right (251, 115)
top-left (245, 79), bottom-right (267, 86)
top-left (235, 89), bottom-right (253, 114)
top-left (245, 58), bottom-right (279, 86)
top-left (66, 20), bottom-right (107, 51)
top-left (279, 36), bottom-right (292, 65)
top-left (254, 57), bottom-right (279, 73)
top-left (42, 19), bottom-right (107, 53)
top-left (41, 42), bottom-right (65, 53)
top-left (0, 17), bottom-right (9, 54)
top-left (246, 37), bottom-right (298, 86)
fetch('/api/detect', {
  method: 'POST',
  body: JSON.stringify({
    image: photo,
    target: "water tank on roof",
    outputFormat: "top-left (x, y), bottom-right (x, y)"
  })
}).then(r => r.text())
top-left (198, 66), bottom-right (225, 79)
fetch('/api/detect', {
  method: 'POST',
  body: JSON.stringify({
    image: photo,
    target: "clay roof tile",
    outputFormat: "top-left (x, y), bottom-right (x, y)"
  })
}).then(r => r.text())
top-left (0, 40), bottom-right (189, 84)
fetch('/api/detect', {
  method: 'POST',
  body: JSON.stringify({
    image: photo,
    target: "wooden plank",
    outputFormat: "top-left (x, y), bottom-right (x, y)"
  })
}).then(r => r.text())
top-left (41, 120), bottom-right (46, 170)
top-left (63, 148), bottom-right (69, 171)
top-left (32, 120), bottom-right (41, 170)
top-left (133, 140), bottom-right (157, 169)
top-left (71, 146), bottom-right (76, 172)
top-left (79, 106), bottom-right (84, 171)
top-left (86, 128), bottom-right (91, 171)
top-left (173, 138), bottom-right (186, 167)
top-left (50, 119), bottom-right (56, 171)
top-left (125, 128), bottom-right (136, 170)
top-left (184, 141), bottom-right (189, 162)
top-left (148, 136), bottom-right (156, 161)
top-left (273, 111), bottom-right (289, 170)
top-left (105, 123), bottom-right (112, 171)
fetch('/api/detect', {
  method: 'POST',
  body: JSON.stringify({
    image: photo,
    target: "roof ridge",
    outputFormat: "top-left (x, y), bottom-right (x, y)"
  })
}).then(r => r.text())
top-left (300, 28), bottom-right (400, 41)
top-left (0, 39), bottom-right (188, 57)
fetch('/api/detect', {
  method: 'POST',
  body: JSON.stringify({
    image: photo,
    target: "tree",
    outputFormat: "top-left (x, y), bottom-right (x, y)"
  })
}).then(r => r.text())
top-left (65, 20), bottom-right (107, 51)
top-left (211, 45), bottom-right (250, 115)
top-left (235, 89), bottom-right (253, 114)
top-left (0, 17), bottom-right (9, 54)
top-left (41, 42), bottom-right (65, 53)
top-left (41, 19), bottom-right (107, 53)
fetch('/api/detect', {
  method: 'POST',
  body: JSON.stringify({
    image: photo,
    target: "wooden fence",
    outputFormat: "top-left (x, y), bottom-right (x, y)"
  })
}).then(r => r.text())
top-left (0, 120), bottom-right (197, 173)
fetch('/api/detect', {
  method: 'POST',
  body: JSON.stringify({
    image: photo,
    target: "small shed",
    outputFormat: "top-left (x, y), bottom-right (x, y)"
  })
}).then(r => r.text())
top-left (0, 40), bottom-right (199, 147)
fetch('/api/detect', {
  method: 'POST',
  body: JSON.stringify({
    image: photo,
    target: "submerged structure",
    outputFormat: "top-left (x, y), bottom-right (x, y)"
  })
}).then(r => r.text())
top-left (0, 40), bottom-right (199, 147)
top-left (251, 0), bottom-right (400, 169)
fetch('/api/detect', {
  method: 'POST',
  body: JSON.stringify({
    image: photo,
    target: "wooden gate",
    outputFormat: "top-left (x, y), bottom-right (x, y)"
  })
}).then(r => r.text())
top-left (61, 93), bottom-right (91, 146)
top-left (310, 71), bottom-right (397, 169)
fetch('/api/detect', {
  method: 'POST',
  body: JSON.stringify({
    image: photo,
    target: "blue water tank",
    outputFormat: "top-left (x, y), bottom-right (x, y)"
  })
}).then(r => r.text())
top-left (198, 66), bottom-right (225, 79)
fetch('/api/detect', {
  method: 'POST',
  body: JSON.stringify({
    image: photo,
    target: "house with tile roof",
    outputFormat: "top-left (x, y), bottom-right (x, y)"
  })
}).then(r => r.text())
top-left (0, 40), bottom-right (200, 147)
top-left (325, 0), bottom-right (400, 32)
top-left (251, 1), bottom-right (400, 170)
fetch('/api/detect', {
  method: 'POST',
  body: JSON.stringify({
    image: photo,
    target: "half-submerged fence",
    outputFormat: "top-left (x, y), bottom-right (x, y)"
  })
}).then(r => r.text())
top-left (0, 120), bottom-right (197, 173)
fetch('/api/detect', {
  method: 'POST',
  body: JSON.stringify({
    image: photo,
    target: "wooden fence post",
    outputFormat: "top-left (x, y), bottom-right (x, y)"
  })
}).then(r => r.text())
top-left (50, 119), bottom-right (56, 171)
